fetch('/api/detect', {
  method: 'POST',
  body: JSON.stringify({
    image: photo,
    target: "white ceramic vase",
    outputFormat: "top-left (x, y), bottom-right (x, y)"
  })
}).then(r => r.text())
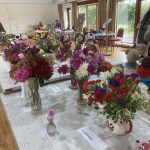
top-left (108, 119), bottom-right (132, 135)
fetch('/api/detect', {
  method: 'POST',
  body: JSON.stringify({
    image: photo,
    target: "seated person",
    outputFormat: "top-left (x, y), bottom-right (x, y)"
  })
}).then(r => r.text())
top-left (136, 47), bottom-right (150, 88)
top-left (124, 49), bottom-right (140, 75)
top-left (0, 22), bottom-right (6, 33)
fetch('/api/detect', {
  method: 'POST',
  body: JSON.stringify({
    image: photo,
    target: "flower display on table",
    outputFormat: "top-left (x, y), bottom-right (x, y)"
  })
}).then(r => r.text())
top-left (36, 32), bottom-right (60, 62)
top-left (58, 41), bottom-right (106, 105)
top-left (83, 67), bottom-right (150, 135)
top-left (3, 43), bottom-right (27, 64)
top-left (10, 54), bottom-right (53, 111)
top-left (56, 42), bottom-right (72, 62)
top-left (3, 43), bottom-right (39, 64)
top-left (10, 55), bottom-right (53, 82)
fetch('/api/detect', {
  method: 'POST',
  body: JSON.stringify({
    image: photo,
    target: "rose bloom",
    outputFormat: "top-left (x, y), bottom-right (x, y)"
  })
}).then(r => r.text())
top-left (105, 92), bottom-right (113, 101)
top-left (120, 87), bottom-right (128, 94)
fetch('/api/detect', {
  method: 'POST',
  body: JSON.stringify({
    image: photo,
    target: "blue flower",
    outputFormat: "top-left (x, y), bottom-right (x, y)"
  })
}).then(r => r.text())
top-left (109, 78), bottom-right (119, 86)
top-left (130, 73), bottom-right (139, 79)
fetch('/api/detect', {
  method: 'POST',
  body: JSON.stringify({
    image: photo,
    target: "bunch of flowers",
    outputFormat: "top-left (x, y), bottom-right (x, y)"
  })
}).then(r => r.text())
top-left (10, 55), bottom-right (53, 82)
top-left (58, 41), bottom-right (105, 85)
top-left (83, 68), bottom-right (150, 123)
top-left (3, 42), bottom-right (27, 64)
top-left (34, 32), bottom-right (59, 54)
top-left (3, 43), bottom-right (39, 64)
top-left (56, 42), bottom-right (72, 62)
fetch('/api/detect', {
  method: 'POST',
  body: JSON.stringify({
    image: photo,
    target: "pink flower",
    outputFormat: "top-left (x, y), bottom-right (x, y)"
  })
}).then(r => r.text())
top-left (48, 109), bottom-right (55, 118)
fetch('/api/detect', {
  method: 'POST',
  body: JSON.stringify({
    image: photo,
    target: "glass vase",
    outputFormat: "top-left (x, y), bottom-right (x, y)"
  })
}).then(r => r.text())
top-left (77, 77), bottom-right (88, 105)
top-left (47, 117), bottom-right (56, 136)
top-left (28, 77), bottom-right (41, 111)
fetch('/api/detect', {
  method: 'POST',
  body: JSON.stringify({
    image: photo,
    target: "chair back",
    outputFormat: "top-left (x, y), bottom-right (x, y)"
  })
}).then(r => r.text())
top-left (117, 28), bottom-right (124, 38)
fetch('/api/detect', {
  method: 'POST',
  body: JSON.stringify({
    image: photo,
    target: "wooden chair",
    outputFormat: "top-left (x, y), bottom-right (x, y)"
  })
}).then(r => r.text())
top-left (109, 28), bottom-right (124, 51)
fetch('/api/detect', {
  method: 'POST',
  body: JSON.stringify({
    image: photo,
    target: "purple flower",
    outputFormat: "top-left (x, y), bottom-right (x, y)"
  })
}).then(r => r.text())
top-left (83, 48), bottom-right (88, 55)
top-left (11, 53), bottom-right (21, 63)
top-left (94, 86), bottom-right (106, 96)
top-left (109, 78), bottom-right (119, 86)
top-left (48, 109), bottom-right (55, 118)
top-left (130, 73), bottom-right (139, 79)
top-left (88, 64), bottom-right (96, 74)
top-left (70, 55), bottom-right (83, 70)
top-left (58, 65), bottom-right (69, 74)
top-left (73, 46), bottom-right (82, 55)
top-left (71, 77), bottom-right (77, 86)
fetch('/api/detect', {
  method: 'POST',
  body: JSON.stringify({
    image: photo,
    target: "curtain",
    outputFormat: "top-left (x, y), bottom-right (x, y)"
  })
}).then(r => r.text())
top-left (97, 0), bottom-right (107, 28)
top-left (108, 0), bottom-right (117, 32)
top-left (72, 1), bottom-right (77, 27)
top-left (58, 4), bottom-right (64, 29)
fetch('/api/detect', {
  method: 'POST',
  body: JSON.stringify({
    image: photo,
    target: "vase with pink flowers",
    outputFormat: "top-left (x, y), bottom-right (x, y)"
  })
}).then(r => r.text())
top-left (10, 54), bottom-right (53, 111)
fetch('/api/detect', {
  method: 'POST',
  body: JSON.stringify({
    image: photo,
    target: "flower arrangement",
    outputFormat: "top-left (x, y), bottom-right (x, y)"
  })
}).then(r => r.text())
top-left (35, 32), bottom-right (59, 54)
top-left (3, 42), bottom-right (27, 64)
top-left (10, 55), bottom-right (53, 82)
top-left (58, 41), bottom-right (105, 82)
top-left (83, 68), bottom-right (150, 124)
top-left (3, 43), bottom-right (39, 64)
top-left (56, 42), bottom-right (72, 62)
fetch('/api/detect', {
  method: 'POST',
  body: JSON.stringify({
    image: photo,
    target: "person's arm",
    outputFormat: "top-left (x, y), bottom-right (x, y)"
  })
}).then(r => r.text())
top-left (144, 25), bottom-right (150, 41)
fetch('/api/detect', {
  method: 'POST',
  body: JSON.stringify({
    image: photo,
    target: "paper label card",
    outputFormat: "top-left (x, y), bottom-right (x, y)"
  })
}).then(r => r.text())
top-left (78, 127), bottom-right (107, 150)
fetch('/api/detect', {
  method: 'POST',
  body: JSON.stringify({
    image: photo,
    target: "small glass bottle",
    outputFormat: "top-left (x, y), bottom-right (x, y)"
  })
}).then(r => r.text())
top-left (47, 117), bottom-right (56, 137)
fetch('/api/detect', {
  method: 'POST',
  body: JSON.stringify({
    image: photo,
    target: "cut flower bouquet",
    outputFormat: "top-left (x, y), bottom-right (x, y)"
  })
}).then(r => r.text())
top-left (83, 68), bottom-right (150, 123)
top-left (83, 67), bottom-right (150, 134)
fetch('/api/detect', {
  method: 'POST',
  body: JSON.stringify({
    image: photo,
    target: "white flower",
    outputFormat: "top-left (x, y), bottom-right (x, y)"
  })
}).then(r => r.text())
top-left (76, 62), bottom-right (89, 79)
top-left (99, 71), bottom-right (110, 83)
top-left (111, 67), bottom-right (120, 74)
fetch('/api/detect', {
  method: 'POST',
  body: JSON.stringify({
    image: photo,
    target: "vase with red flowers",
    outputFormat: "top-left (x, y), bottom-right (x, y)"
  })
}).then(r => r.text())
top-left (83, 67), bottom-right (150, 135)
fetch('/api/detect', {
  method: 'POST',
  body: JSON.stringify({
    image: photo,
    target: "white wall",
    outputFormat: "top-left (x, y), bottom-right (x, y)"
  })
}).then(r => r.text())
top-left (0, 2), bottom-right (59, 34)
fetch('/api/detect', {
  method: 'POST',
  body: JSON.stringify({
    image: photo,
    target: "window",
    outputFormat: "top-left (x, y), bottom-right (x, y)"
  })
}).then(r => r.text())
top-left (78, 4), bottom-right (98, 30)
top-left (117, 0), bottom-right (136, 44)
top-left (140, 0), bottom-right (150, 19)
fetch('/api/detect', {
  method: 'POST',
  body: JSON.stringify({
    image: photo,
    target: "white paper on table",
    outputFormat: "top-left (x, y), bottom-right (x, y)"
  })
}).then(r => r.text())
top-left (22, 107), bottom-right (32, 113)
top-left (78, 127), bottom-right (107, 150)
top-left (40, 129), bottom-right (49, 139)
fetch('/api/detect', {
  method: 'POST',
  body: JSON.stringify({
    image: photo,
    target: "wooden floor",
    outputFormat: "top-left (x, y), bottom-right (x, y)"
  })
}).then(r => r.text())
top-left (0, 98), bottom-right (18, 150)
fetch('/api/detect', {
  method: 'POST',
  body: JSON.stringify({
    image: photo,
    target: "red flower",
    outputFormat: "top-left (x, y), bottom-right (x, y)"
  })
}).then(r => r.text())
top-left (115, 75), bottom-right (122, 81)
top-left (119, 79), bottom-right (126, 84)
top-left (94, 91), bottom-right (103, 104)
top-left (106, 92), bottom-right (113, 101)
top-left (94, 91), bottom-right (102, 98)
top-left (83, 81), bottom-right (88, 93)
top-left (88, 96), bottom-right (94, 104)
top-left (111, 86), bottom-right (118, 92)
top-left (120, 87), bottom-right (128, 94)
top-left (116, 94), bottom-right (123, 100)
